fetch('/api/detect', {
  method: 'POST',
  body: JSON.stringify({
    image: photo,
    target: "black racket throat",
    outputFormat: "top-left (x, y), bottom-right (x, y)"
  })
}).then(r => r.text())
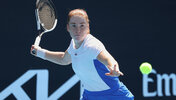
top-left (37, 30), bottom-right (45, 37)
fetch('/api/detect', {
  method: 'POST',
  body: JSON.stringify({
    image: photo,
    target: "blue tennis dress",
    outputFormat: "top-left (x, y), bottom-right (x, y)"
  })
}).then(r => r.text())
top-left (67, 34), bottom-right (134, 100)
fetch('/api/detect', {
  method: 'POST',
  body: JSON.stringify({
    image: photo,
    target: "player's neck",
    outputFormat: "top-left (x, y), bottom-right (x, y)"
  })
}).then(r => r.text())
top-left (74, 40), bottom-right (83, 49)
top-left (73, 33), bottom-right (89, 49)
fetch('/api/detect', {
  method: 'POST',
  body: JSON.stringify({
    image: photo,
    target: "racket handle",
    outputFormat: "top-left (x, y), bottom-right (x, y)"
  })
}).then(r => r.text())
top-left (34, 36), bottom-right (41, 46)
top-left (32, 36), bottom-right (41, 55)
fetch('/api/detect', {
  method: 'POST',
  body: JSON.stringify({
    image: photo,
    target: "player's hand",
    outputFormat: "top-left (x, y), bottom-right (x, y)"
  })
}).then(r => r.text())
top-left (30, 45), bottom-right (47, 59)
top-left (30, 45), bottom-right (41, 56)
top-left (105, 64), bottom-right (124, 77)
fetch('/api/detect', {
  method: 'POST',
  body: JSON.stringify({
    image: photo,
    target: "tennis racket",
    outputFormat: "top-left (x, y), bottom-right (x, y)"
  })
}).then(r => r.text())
top-left (32, 0), bottom-right (57, 54)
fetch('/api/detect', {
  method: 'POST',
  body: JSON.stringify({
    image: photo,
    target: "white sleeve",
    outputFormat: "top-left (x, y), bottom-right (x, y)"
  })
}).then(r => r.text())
top-left (89, 39), bottom-right (106, 59)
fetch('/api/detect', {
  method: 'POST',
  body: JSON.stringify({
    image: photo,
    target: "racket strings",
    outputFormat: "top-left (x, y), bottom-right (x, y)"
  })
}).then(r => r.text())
top-left (38, 2), bottom-right (56, 30)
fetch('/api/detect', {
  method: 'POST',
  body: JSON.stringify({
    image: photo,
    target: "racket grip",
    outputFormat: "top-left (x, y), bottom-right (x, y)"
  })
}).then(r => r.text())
top-left (34, 36), bottom-right (41, 46)
top-left (31, 36), bottom-right (41, 55)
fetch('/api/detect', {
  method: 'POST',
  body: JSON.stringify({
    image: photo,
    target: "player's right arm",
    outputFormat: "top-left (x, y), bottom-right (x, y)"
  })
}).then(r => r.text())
top-left (45, 50), bottom-right (71, 65)
top-left (31, 45), bottom-right (71, 65)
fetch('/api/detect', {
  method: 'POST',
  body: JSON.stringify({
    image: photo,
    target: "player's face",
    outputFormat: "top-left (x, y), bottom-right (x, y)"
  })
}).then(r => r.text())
top-left (67, 15), bottom-right (89, 42)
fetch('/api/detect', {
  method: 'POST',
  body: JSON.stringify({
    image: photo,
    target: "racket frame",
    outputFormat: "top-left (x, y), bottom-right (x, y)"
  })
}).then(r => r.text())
top-left (32, 0), bottom-right (57, 54)
top-left (34, 8), bottom-right (57, 46)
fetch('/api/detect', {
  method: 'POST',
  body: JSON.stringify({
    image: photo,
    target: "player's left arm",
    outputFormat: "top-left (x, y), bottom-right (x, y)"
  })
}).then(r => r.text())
top-left (97, 50), bottom-right (124, 77)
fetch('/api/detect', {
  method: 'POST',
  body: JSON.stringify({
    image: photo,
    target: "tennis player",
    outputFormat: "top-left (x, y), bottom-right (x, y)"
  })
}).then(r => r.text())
top-left (31, 9), bottom-right (134, 100)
